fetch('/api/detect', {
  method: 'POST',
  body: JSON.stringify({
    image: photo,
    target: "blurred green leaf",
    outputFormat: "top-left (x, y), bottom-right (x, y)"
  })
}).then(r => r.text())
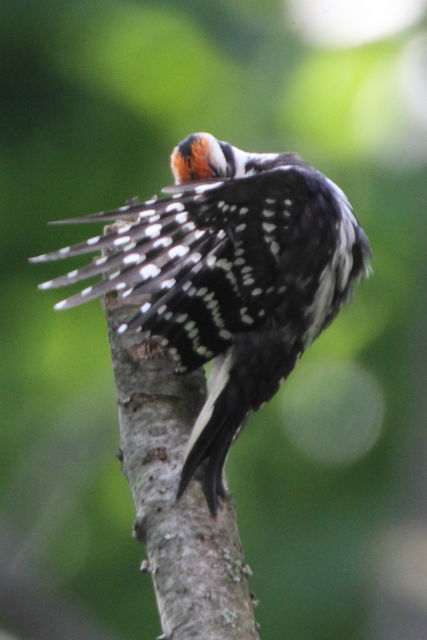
top-left (279, 46), bottom-right (400, 158)
top-left (53, 4), bottom-right (245, 136)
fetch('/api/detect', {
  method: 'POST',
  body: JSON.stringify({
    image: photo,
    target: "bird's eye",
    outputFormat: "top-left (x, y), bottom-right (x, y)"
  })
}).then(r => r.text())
top-left (209, 164), bottom-right (221, 177)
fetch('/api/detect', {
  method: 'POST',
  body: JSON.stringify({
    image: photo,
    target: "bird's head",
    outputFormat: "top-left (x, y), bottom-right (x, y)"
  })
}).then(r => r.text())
top-left (171, 132), bottom-right (235, 184)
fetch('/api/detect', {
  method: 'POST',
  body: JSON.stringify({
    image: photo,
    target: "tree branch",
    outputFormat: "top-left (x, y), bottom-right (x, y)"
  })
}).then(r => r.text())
top-left (104, 292), bottom-right (260, 640)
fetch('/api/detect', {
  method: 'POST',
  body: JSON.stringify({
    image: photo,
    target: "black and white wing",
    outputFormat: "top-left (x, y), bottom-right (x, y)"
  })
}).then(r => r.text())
top-left (31, 166), bottom-right (348, 372)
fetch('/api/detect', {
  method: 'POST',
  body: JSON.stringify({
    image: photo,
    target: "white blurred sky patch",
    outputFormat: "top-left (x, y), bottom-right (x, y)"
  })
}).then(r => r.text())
top-left (287, 0), bottom-right (427, 48)
top-left (377, 33), bottom-right (427, 167)
top-left (399, 33), bottom-right (427, 132)
top-left (376, 522), bottom-right (427, 611)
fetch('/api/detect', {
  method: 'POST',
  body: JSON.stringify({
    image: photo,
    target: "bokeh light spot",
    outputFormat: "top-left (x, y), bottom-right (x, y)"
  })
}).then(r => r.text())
top-left (287, 0), bottom-right (427, 49)
top-left (280, 360), bottom-right (384, 466)
top-left (377, 522), bottom-right (427, 610)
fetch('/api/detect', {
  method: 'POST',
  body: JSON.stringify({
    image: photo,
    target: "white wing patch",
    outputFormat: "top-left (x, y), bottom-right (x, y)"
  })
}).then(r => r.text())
top-left (183, 350), bottom-right (233, 461)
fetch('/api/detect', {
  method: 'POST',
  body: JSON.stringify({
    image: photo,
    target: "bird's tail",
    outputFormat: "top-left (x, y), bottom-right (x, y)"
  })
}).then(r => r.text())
top-left (177, 337), bottom-right (301, 515)
top-left (177, 351), bottom-right (248, 515)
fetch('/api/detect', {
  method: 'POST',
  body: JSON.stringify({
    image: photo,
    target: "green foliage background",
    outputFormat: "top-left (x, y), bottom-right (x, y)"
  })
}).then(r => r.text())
top-left (2, 1), bottom-right (427, 638)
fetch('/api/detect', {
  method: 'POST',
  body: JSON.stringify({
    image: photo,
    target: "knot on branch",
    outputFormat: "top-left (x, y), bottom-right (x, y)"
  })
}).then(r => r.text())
top-left (142, 447), bottom-right (168, 464)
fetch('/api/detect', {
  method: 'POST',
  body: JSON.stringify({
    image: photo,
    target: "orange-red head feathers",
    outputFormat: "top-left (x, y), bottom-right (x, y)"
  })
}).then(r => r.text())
top-left (171, 133), bottom-right (228, 184)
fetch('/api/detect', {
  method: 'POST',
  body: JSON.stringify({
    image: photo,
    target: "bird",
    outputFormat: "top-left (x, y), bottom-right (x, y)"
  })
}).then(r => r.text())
top-left (30, 132), bottom-right (371, 515)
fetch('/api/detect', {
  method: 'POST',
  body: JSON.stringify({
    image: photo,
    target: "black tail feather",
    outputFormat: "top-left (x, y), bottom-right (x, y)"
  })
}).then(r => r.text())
top-left (202, 430), bottom-right (236, 515)
top-left (177, 386), bottom-right (248, 516)
top-left (176, 336), bottom-right (302, 515)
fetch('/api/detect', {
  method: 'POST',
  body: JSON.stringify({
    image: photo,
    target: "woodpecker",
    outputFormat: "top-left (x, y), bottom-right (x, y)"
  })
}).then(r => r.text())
top-left (31, 133), bottom-right (371, 515)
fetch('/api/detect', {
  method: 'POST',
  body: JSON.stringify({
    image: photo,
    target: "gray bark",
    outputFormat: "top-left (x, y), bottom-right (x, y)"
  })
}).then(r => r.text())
top-left (104, 292), bottom-right (260, 640)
